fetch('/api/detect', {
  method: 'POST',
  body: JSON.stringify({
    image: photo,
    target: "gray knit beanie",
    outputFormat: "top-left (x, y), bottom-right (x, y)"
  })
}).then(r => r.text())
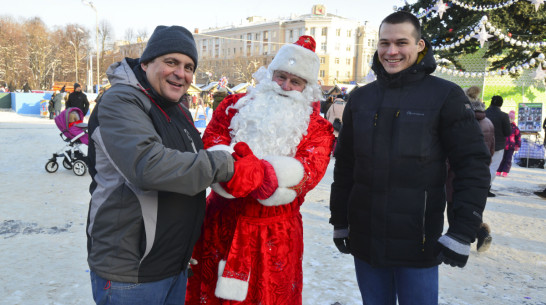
top-left (139, 25), bottom-right (198, 68)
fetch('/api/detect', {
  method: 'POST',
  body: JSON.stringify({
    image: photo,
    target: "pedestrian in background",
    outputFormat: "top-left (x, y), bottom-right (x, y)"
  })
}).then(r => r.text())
top-left (66, 83), bottom-right (89, 116)
top-left (52, 90), bottom-right (64, 118)
top-left (485, 95), bottom-right (511, 197)
top-left (212, 87), bottom-right (228, 111)
top-left (496, 110), bottom-right (521, 177)
top-left (326, 97), bottom-right (346, 152)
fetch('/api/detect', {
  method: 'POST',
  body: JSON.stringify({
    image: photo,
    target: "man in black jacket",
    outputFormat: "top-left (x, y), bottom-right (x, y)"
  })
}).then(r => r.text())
top-left (330, 11), bottom-right (491, 305)
top-left (485, 95), bottom-right (511, 197)
top-left (66, 83), bottom-right (89, 115)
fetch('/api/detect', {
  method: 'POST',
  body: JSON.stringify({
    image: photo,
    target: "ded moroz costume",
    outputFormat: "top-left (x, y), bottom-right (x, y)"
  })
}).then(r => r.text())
top-left (186, 36), bottom-right (334, 305)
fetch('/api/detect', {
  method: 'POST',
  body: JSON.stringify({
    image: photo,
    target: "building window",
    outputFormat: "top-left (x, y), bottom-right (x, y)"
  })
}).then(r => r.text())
top-left (346, 45), bottom-right (351, 51)
top-left (347, 30), bottom-right (352, 37)
top-left (320, 57), bottom-right (325, 64)
top-left (234, 48), bottom-right (236, 54)
top-left (336, 29), bottom-right (341, 36)
top-left (346, 71), bottom-right (350, 77)
top-left (346, 58), bottom-right (351, 65)
top-left (321, 43), bottom-right (327, 52)
top-left (247, 33), bottom-right (252, 41)
top-left (335, 43), bottom-right (340, 51)
top-left (289, 30), bottom-right (293, 40)
top-left (322, 27), bottom-right (327, 36)
top-left (335, 58), bottom-right (340, 64)
top-left (310, 27), bottom-right (315, 36)
top-left (273, 31), bottom-right (277, 38)
top-left (320, 70), bottom-right (325, 77)
top-left (264, 31), bottom-right (269, 40)
top-left (256, 33), bottom-right (260, 40)
top-left (336, 71), bottom-right (339, 78)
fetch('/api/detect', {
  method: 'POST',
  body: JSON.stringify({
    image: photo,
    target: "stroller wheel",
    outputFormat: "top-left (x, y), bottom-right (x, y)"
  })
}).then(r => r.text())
top-left (73, 160), bottom-right (87, 176)
top-left (63, 157), bottom-right (73, 169)
top-left (45, 161), bottom-right (59, 173)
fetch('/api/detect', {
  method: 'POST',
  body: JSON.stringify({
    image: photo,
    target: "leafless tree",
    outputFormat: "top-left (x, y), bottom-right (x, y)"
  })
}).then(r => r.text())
top-left (124, 28), bottom-right (135, 44)
top-left (99, 20), bottom-right (114, 82)
top-left (0, 16), bottom-right (27, 90)
top-left (136, 28), bottom-right (148, 43)
top-left (232, 57), bottom-right (262, 84)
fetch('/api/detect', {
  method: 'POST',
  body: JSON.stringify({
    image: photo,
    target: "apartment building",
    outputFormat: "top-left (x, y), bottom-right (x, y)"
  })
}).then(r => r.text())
top-left (193, 5), bottom-right (378, 86)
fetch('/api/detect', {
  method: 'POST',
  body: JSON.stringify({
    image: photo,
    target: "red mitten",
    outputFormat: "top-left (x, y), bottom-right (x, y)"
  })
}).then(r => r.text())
top-left (250, 160), bottom-right (278, 200)
top-left (222, 142), bottom-right (264, 197)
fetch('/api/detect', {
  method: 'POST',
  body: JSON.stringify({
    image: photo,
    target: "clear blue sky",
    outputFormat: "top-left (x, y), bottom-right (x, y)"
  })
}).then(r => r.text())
top-left (4, 0), bottom-right (410, 41)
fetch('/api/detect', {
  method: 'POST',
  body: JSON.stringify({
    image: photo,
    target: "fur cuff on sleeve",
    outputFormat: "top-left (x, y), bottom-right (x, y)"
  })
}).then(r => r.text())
top-left (207, 144), bottom-right (234, 154)
top-left (215, 260), bottom-right (249, 301)
top-left (211, 183), bottom-right (235, 199)
top-left (257, 156), bottom-right (304, 206)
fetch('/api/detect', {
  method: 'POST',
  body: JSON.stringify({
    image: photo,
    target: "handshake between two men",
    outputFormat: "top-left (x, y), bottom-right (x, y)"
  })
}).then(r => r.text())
top-left (215, 142), bottom-right (280, 201)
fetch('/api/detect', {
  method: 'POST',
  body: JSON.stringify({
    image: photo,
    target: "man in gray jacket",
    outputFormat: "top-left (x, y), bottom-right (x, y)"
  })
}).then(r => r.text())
top-left (87, 25), bottom-right (262, 305)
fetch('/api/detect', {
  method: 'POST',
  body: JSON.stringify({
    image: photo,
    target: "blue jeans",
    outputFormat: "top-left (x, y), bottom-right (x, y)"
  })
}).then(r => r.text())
top-left (90, 270), bottom-right (188, 305)
top-left (354, 256), bottom-right (438, 305)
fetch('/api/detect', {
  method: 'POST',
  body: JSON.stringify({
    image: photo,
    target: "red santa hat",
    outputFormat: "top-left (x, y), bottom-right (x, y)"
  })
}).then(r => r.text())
top-left (268, 35), bottom-right (320, 85)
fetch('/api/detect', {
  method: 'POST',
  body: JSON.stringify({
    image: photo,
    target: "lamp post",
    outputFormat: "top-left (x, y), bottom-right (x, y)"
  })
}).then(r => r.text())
top-left (68, 41), bottom-right (79, 83)
top-left (82, 0), bottom-right (99, 92)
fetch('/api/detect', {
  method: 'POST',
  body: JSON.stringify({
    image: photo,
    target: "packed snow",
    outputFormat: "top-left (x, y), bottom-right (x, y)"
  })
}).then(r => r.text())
top-left (0, 110), bottom-right (544, 305)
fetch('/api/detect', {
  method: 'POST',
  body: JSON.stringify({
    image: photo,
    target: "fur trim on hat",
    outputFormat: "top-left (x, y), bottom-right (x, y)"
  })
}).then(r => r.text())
top-left (268, 44), bottom-right (320, 85)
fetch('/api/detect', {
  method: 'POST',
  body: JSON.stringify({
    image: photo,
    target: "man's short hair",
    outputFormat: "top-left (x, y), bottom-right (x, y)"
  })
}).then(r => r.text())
top-left (491, 95), bottom-right (503, 107)
top-left (380, 11), bottom-right (422, 43)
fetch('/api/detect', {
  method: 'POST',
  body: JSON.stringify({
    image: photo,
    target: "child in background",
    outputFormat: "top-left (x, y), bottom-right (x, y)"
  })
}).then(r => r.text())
top-left (497, 110), bottom-right (521, 177)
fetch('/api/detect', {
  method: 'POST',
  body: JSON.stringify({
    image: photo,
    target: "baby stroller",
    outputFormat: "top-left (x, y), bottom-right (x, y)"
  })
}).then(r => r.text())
top-left (45, 107), bottom-right (89, 176)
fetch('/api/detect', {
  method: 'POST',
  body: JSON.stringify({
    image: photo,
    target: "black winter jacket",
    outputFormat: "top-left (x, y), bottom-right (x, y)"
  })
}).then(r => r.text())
top-left (66, 91), bottom-right (89, 115)
top-left (330, 41), bottom-right (491, 268)
top-left (485, 105), bottom-right (511, 151)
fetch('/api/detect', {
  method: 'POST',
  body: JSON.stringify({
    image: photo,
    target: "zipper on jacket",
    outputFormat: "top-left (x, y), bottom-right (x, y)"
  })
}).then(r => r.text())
top-left (422, 190), bottom-right (427, 251)
top-left (374, 112), bottom-right (378, 126)
top-left (184, 129), bottom-right (197, 153)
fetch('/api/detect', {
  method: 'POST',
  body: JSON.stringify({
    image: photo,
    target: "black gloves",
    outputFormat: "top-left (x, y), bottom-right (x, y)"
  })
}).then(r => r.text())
top-left (437, 234), bottom-right (470, 268)
top-left (333, 227), bottom-right (351, 254)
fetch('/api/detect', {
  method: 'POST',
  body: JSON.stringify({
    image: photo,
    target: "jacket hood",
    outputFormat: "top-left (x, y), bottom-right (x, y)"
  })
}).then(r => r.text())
top-left (106, 58), bottom-right (142, 90)
top-left (371, 38), bottom-right (437, 88)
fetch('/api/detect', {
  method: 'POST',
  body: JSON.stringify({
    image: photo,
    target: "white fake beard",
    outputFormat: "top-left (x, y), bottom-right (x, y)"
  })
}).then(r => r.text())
top-left (228, 79), bottom-right (313, 158)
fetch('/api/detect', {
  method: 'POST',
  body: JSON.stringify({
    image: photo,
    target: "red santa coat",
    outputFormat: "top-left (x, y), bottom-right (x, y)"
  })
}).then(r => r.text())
top-left (186, 94), bottom-right (334, 305)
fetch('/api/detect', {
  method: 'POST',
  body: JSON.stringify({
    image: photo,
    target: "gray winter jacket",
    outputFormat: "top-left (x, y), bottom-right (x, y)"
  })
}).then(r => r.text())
top-left (87, 58), bottom-right (234, 283)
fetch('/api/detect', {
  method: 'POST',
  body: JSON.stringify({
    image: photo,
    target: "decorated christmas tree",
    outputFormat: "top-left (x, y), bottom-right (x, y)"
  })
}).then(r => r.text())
top-left (400, 0), bottom-right (546, 79)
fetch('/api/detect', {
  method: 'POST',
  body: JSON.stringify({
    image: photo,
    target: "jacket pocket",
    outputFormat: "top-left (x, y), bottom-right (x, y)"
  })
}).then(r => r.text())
top-left (395, 109), bottom-right (433, 159)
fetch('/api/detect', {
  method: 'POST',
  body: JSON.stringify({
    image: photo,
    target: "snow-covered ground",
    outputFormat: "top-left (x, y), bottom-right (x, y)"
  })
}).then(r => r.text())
top-left (0, 110), bottom-right (545, 305)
